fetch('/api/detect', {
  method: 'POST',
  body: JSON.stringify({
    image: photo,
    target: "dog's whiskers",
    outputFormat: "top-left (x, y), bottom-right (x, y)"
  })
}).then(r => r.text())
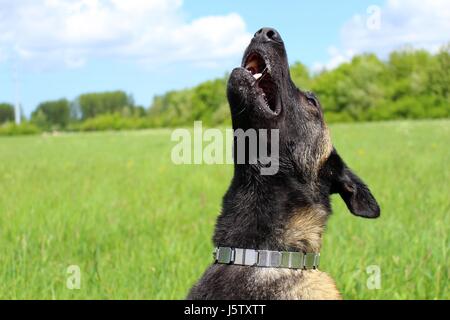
top-left (233, 106), bottom-right (247, 117)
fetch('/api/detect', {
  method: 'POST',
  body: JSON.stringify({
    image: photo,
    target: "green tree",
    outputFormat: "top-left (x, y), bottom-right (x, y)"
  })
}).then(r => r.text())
top-left (387, 48), bottom-right (432, 100)
top-left (290, 62), bottom-right (311, 89)
top-left (0, 103), bottom-right (15, 124)
top-left (425, 45), bottom-right (450, 118)
top-left (312, 54), bottom-right (388, 121)
top-left (148, 75), bottom-right (228, 127)
top-left (77, 91), bottom-right (134, 120)
top-left (31, 99), bottom-right (70, 129)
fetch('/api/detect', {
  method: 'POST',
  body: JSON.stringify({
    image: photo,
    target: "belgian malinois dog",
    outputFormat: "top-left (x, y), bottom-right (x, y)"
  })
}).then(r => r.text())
top-left (188, 27), bottom-right (380, 300)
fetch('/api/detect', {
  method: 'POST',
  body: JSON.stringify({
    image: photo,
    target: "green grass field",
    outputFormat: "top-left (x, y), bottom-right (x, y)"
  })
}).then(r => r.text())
top-left (0, 120), bottom-right (448, 299)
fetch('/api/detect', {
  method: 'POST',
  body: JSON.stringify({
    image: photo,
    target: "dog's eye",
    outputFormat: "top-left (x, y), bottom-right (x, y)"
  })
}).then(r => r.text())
top-left (303, 91), bottom-right (323, 118)
top-left (305, 93), bottom-right (319, 108)
top-left (307, 97), bottom-right (318, 108)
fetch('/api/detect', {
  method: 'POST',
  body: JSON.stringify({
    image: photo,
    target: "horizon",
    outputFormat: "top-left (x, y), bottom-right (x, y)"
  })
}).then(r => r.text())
top-left (1, 0), bottom-right (449, 116)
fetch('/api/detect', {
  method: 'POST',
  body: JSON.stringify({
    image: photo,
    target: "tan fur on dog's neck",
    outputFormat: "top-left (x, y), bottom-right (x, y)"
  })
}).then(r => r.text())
top-left (271, 205), bottom-right (341, 300)
top-left (283, 205), bottom-right (329, 253)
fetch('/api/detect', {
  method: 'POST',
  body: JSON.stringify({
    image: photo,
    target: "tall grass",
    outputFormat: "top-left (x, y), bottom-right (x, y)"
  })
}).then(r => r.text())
top-left (0, 120), bottom-right (448, 299)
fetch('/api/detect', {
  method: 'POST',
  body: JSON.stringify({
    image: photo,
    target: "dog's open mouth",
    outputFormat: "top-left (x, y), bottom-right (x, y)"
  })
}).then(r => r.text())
top-left (243, 52), bottom-right (279, 115)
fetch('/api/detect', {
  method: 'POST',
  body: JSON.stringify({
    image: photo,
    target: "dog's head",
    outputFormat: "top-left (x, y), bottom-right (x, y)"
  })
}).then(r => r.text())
top-left (227, 27), bottom-right (380, 218)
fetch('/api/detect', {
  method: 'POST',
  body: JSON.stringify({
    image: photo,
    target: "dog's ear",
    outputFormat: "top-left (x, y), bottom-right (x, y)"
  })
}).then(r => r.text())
top-left (327, 150), bottom-right (380, 218)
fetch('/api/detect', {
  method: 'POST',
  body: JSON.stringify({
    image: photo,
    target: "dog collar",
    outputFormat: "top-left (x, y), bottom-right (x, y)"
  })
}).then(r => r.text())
top-left (213, 247), bottom-right (320, 270)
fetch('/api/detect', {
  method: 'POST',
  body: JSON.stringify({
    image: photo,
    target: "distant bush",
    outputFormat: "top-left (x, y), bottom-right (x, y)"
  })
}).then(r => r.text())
top-left (324, 112), bottom-right (354, 123)
top-left (75, 91), bottom-right (137, 120)
top-left (31, 98), bottom-right (70, 130)
top-left (0, 122), bottom-right (41, 136)
top-left (0, 103), bottom-right (15, 124)
top-left (72, 113), bottom-right (152, 132)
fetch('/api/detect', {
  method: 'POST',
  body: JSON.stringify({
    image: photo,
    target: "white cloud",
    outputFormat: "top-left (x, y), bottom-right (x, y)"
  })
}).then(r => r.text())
top-left (312, 46), bottom-right (355, 72)
top-left (0, 0), bottom-right (251, 70)
top-left (314, 0), bottom-right (450, 71)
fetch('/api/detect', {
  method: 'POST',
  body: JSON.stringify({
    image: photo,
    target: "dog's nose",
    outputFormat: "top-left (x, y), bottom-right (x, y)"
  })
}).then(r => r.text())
top-left (254, 27), bottom-right (283, 43)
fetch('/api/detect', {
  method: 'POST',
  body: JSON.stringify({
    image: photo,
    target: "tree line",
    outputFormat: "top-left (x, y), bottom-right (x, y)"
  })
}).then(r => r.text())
top-left (1, 45), bottom-right (449, 135)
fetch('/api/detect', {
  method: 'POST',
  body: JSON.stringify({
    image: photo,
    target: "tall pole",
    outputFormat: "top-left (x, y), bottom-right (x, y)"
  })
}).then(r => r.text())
top-left (13, 59), bottom-right (21, 125)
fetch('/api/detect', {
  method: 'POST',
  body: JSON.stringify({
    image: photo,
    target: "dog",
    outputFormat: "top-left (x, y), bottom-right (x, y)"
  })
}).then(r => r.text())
top-left (187, 27), bottom-right (380, 300)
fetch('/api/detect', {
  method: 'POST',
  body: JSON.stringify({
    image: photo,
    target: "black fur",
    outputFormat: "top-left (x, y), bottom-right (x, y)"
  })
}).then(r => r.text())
top-left (187, 28), bottom-right (380, 300)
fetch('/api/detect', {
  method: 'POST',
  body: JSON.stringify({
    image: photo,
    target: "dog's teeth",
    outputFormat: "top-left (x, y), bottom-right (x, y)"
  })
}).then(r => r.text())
top-left (253, 73), bottom-right (262, 80)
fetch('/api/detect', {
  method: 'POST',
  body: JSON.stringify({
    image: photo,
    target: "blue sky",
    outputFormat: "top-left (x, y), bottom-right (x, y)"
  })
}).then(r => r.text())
top-left (0, 0), bottom-right (449, 116)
